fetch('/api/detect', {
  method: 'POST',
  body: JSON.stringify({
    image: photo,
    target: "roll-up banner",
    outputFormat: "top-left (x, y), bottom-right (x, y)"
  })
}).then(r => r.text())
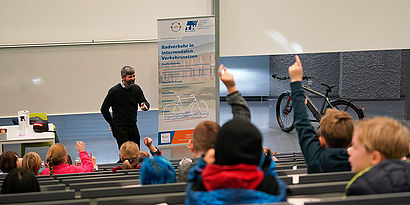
top-left (157, 16), bottom-right (216, 145)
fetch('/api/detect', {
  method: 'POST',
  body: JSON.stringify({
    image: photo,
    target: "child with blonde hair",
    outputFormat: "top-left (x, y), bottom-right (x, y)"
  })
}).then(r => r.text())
top-left (22, 152), bottom-right (42, 175)
top-left (40, 141), bottom-right (94, 175)
top-left (346, 117), bottom-right (410, 195)
top-left (112, 137), bottom-right (162, 173)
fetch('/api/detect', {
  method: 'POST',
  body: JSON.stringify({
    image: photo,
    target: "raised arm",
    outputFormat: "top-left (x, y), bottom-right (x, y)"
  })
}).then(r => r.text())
top-left (219, 64), bottom-right (251, 121)
top-left (75, 141), bottom-right (94, 172)
top-left (289, 55), bottom-right (323, 168)
top-left (143, 137), bottom-right (161, 156)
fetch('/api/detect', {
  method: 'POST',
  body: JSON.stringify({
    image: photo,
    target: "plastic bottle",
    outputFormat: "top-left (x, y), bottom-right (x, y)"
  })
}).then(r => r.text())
top-left (18, 110), bottom-right (29, 136)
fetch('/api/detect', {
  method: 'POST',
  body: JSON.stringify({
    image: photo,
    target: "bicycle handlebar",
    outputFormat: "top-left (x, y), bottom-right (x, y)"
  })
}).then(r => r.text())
top-left (272, 74), bottom-right (314, 81)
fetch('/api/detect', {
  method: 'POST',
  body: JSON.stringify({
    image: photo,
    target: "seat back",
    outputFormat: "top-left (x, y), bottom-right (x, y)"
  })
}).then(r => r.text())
top-left (0, 190), bottom-right (75, 204)
top-left (80, 182), bottom-right (187, 199)
top-left (305, 191), bottom-right (410, 205)
top-left (96, 192), bottom-right (186, 205)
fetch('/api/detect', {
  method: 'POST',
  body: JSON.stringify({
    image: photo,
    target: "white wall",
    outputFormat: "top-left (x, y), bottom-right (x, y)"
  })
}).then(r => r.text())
top-left (0, 0), bottom-right (212, 45)
top-left (220, 0), bottom-right (410, 56)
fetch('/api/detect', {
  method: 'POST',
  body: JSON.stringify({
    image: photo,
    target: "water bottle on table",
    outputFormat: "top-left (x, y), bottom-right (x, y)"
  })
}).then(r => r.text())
top-left (18, 110), bottom-right (29, 136)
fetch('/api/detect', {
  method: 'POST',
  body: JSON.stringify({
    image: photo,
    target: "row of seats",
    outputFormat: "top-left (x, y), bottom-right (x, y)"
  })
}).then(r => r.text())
top-left (2, 174), bottom-right (410, 204)
top-left (2, 152), bottom-right (406, 204)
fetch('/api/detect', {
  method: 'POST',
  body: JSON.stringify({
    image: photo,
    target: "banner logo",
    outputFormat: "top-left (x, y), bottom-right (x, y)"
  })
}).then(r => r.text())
top-left (185, 20), bottom-right (198, 32)
top-left (170, 22), bottom-right (181, 32)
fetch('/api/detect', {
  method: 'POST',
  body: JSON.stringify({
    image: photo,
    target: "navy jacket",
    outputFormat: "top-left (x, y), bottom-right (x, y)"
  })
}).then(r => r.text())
top-left (346, 160), bottom-right (410, 196)
top-left (291, 82), bottom-right (351, 173)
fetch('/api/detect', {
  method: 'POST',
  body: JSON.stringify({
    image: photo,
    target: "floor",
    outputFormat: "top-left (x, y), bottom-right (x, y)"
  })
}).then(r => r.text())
top-left (0, 98), bottom-right (407, 164)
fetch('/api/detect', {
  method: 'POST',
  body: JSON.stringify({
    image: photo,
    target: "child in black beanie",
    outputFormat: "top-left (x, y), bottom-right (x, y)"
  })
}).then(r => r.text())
top-left (214, 119), bottom-right (263, 166)
top-left (185, 119), bottom-right (287, 205)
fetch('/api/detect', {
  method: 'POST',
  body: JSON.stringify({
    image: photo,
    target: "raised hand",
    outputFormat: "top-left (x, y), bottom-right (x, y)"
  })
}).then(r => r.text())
top-left (76, 141), bottom-right (85, 152)
top-left (144, 137), bottom-right (157, 152)
top-left (288, 55), bottom-right (303, 82)
top-left (144, 137), bottom-right (152, 147)
top-left (90, 152), bottom-right (97, 166)
top-left (218, 64), bottom-right (238, 94)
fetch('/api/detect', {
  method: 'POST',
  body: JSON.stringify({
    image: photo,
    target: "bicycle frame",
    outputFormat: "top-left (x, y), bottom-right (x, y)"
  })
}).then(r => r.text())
top-left (273, 74), bottom-right (365, 132)
top-left (302, 84), bottom-right (333, 122)
top-left (162, 94), bottom-right (209, 121)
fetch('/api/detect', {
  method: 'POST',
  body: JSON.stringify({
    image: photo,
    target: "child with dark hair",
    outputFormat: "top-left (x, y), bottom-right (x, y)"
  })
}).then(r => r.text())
top-left (22, 152), bottom-right (42, 175)
top-left (140, 156), bottom-right (176, 185)
top-left (40, 141), bottom-right (94, 176)
top-left (0, 151), bottom-right (19, 173)
top-left (288, 55), bottom-right (354, 173)
top-left (186, 119), bottom-right (287, 204)
top-left (1, 168), bottom-right (40, 194)
top-left (112, 137), bottom-right (162, 173)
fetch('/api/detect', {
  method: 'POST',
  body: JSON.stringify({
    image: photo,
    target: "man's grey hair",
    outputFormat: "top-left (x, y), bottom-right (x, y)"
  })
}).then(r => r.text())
top-left (121, 66), bottom-right (135, 77)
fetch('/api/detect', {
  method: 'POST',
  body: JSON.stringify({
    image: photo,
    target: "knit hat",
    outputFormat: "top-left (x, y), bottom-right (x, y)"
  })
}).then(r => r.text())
top-left (215, 119), bottom-right (263, 166)
top-left (140, 156), bottom-right (176, 185)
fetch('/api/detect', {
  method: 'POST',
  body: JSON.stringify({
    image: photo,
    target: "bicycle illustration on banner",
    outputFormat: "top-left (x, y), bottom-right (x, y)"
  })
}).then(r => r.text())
top-left (162, 94), bottom-right (209, 121)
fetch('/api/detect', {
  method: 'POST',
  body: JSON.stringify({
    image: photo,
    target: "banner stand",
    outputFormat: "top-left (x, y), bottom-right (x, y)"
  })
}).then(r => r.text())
top-left (157, 16), bottom-right (217, 146)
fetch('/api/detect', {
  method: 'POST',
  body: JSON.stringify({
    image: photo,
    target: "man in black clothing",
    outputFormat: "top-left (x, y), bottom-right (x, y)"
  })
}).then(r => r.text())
top-left (101, 66), bottom-right (150, 155)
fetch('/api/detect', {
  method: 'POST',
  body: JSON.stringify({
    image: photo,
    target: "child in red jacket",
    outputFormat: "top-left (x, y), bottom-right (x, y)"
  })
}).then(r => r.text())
top-left (41, 141), bottom-right (94, 175)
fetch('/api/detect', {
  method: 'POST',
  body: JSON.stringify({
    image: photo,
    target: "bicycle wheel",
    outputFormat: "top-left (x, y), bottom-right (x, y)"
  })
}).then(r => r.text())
top-left (197, 101), bottom-right (209, 116)
top-left (191, 100), bottom-right (209, 118)
top-left (162, 104), bottom-right (183, 120)
top-left (276, 92), bottom-right (295, 132)
top-left (329, 100), bottom-right (365, 121)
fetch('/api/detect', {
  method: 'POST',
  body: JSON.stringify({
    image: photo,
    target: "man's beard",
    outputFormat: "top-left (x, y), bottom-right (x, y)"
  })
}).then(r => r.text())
top-left (125, 80), bottom-right (134, 86)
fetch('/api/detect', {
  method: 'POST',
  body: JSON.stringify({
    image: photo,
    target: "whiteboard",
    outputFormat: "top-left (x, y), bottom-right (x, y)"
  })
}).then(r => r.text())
top-left (220, 0), bottom-right (410, 56)
top-left (0, 0), bottom-right (212, 117)
top-left (0, 0), bottom-right (211, 45)
top-left (0, 43), bottom-right (159, 117)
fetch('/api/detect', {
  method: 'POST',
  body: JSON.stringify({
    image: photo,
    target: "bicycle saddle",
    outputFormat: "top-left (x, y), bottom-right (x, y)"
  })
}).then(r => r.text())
top-left (321, 83), bottom-right (336, 90)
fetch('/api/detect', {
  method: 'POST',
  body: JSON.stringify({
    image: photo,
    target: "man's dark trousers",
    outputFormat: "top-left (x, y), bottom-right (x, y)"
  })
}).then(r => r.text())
top-left (112, 124), bottom-right (140, 149)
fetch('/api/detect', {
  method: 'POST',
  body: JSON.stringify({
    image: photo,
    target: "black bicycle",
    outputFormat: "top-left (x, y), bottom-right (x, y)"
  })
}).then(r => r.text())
top-left (272, 74), bottom-right (365, 132)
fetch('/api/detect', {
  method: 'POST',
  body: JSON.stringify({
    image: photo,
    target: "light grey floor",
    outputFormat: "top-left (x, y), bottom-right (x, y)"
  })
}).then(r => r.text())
top-left (1, 98), bottom-right (407, 164)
